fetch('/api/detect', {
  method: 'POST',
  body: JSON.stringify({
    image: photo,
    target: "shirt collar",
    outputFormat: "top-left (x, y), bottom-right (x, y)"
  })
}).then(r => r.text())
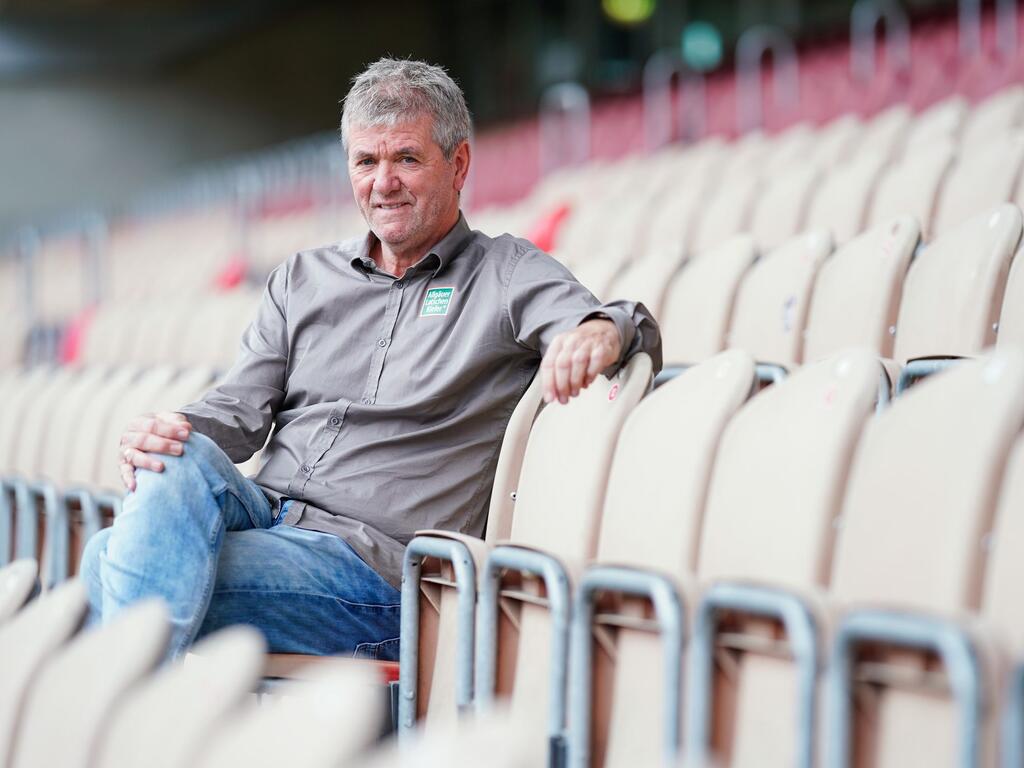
top-left (348, 212), bottom-right (472, 279)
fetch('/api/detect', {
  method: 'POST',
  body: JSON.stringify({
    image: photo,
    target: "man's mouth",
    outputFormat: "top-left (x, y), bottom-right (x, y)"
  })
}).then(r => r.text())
top-left (375, 202), bottom-right (410, 210)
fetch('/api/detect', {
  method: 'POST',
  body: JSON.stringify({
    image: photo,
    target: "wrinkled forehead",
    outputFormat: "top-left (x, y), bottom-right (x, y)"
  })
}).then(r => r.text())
top-left (346, 112), bottom-right (438, 153)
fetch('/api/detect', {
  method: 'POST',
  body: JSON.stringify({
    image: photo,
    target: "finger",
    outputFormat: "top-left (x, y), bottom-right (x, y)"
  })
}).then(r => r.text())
top-left (568, 344), bottom-right (590, 398)
top-left (148, 418), bottom-right (191, 441)
top-left (540, 336), bottom-right (563, 403)
top-left (122, 432), bottom-right (185, 456)
top-left (553, 340), bottom-right (575, 404)
top-left (124, 447), bottom-right (165, 473)
top-left (156, 411), bottom-right (191, 425)
top-left (119, 461), bottom-right (137, 492)
top-left (583, 341), bottom-right (608, 388)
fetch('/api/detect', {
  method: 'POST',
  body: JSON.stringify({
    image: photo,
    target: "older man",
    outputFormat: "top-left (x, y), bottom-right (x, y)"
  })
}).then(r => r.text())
top-left (81, 58), bottom-right (661, 660)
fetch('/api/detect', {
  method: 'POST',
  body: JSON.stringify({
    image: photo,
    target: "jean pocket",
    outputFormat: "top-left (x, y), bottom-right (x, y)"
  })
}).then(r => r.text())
top-left (353, 636), bottom-right (400, 662)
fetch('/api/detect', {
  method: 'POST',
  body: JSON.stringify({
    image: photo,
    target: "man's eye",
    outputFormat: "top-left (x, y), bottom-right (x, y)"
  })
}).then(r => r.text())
top-left (358, 158), bottom-right (375, 166)
top-left (401, 156), bottom-right (418, 164)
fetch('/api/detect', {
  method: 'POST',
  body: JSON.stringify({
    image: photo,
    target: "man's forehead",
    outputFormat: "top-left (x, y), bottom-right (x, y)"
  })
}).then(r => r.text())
top-left (347, 117), bottom-right (435, 150)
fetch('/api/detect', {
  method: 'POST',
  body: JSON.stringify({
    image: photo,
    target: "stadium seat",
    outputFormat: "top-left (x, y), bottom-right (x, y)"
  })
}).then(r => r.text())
top-left (892, 204), bottom-right (1022, 388)
top-left (867, 137), bottom-right (957, 241)
top-left (960, 84), bottom-right (1024, 149)
top-left (194, 662), bottom-right (385, 768)
top-left (10, 598), bottom-right (169, 768)
top-left (691, 172), bottom-right (762, 255)
top-left (805, 150), bottom-right (890, 244)
top-left (93, 626), bottom-right (266, 768)
top-left (803, 216), bottom-right (921, 363)
top-left (567, 350), bottom-right (757, 768)
top-left (659, 236), bottom-right (758, 367)
top-left (809, 113), bottom-right (864, 168)
top-left (904, 94), bottom-right (969, 147)
top-left (0, 578), bottom-right (87, 765)
top-left (473, 353), bottom-right (652, 764)
top-left (748, 163), bottom-right (824, 251)
top-left (726, 230), bottom-right (834, 377)
top-left (605, 251), bottom-right (686, 319)
top-left (0, 559), bottom-right (37, 623)
top-left (998, 245), bottom-right (1024, 350)
top-left (686, 350), bottom-right (882, 768)
top-left (826, 348), bottom-right (1024, 768)
top-left (932, 131), bottom-right (1024, 237)
top-left (856, 104), bottom-right (912, 161)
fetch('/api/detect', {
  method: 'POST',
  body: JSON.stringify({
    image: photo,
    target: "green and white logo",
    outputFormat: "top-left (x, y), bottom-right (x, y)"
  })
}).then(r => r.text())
top-left (420, 287), bottom-right (455, 317)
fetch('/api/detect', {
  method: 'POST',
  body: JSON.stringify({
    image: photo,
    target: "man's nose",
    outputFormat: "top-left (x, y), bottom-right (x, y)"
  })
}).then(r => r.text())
top-left (373, 161), bottom-right (402, 193)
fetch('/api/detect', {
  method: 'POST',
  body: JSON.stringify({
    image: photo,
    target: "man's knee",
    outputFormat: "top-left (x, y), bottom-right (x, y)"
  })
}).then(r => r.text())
top-left (134, 431), bottom-right (231, 495)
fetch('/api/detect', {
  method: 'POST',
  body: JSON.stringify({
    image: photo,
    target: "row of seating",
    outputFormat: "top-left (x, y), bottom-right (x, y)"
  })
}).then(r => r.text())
top-left (402, 344), bottom-right (1024, 767)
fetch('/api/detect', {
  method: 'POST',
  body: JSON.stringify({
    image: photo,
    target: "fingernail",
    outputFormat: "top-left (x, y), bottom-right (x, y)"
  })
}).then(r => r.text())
top-left (172, 445), bottom-right (182, 455)
top-left (155, 462), bottom-right (164, 471)
top-left (177, 430), bottom-right (188, 439)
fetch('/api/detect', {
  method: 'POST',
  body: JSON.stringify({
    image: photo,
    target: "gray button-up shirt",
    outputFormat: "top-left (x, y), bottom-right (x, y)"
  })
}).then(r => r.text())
top-left (179, 214), bottom-right (661, 588)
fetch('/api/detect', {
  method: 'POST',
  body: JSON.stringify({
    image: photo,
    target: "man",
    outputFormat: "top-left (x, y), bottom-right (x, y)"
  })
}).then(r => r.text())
top-left (80, 58), bottom-right (661, 660)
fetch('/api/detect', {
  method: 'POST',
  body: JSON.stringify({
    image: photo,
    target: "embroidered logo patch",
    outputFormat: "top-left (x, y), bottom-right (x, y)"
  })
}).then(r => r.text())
top-left (420, 287), bottom-right (455, 317)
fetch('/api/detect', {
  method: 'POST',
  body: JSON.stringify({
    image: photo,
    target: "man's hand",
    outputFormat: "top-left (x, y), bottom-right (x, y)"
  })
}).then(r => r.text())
top-left (118, 412), bottom-right (192, 492)
top-left (540, 318), bottom-right (621, 404)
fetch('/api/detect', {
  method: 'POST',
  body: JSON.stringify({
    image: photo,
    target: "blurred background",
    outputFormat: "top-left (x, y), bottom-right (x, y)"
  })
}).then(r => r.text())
top-left (0, 0), bottom-right (963, 235)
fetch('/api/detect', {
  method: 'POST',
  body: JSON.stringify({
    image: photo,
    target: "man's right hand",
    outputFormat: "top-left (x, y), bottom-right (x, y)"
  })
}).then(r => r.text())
top-left (118, 412), bottom-right (192, 492)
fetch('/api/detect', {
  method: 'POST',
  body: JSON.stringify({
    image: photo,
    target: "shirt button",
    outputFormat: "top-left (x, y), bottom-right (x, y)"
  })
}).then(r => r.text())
top-left (361, 397), bottom-right (372, 405)
top-left (377, 338), bottom-right (387, 347)
top-left (300, 464), bottom-right (311, 473)
top-left (395, 281), bottom-right (404, 289)
top-left (329, 416), bottom-right (340, 426)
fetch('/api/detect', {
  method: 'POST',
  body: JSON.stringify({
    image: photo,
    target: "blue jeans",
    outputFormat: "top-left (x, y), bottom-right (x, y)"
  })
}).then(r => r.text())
top-left (80, 432), bottom-right (402, 660)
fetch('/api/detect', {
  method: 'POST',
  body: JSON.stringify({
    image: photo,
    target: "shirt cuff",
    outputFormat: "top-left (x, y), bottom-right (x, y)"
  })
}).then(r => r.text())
top-left (578, 308), bottom-right (636, 377)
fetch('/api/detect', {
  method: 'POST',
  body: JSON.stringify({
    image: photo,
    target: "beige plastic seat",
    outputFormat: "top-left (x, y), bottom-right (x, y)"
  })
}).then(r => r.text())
top-left (0, 368), bottom-right (54, 474)
top-left (93, 627), bottom-right (265, 768)
top-left (42, 365), bottom-right (112, 486)
top-left (867, 137), bottom-right (957, 241)
top-left (727, 230), bottom-right (834, 372)
top-left (78, 302), bottom-right (141, 365)
top-left (804, 216), bottom-right (921, 362)
top-left (690, 350), bottom-right (882, 768)
top-left (659, 236), bottom-right (758, 365)
top-left (194, 662), bottom-right (385, 768)
top-left (476, 354), bottom-right (653, 763)
top-left (893, 204), bottom-right (1022, 365)
top-left (805, 151), bottom-right (892, 244)
top-left (0, 559), bottom-right (38, 623)
top-left (932, 132), bottom-right (1024, 237)
top-left (11, 600), bottom-right (169, 768)
top-left (997, 244), bottom-right (1024, 350)
top-left (0, 579), bottom-right (87, 765)
top-left (857, 104), bottom-right (912, 161)
top-left (572, 256), bottom-right (629, 304)
top-left (905, 95), bottom-right (969, 148)
top-left (402, 376), bottom-right (544, 731)
top-left (576, 350), bottom-right (757, 768)
top-left (961, 84), bottom-right (1024, 150)
top-left (827, 348), bottom-right (1024, 768)
top-left (748, 163), bottom-right (823, 252)
top-left (605, 252), bottom-right (687, 319)
top-left (691, 173), bottom-right (762, 254)
top-left (810, 114), bottom-right (864, 168)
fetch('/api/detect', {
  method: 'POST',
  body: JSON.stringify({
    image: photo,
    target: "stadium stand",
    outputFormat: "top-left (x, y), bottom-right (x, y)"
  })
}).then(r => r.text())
top-left (7, 4), bottom-right (1024, 767)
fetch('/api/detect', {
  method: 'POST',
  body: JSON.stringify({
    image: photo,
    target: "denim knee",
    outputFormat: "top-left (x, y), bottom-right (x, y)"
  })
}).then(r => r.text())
top-left (133, 431), bottom-right (229, 497)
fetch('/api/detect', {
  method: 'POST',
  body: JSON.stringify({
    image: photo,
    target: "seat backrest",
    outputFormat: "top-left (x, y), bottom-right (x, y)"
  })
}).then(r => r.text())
top-left (857, 104), bottom-right (912, 160)
top-left (597, 350), bottom-right (756, 575)
top-left (748, 163), bottom-right (823, 252)
top-left (0, 368), bottom-right (53, 472)
top-left (893, 204), bottom-right (1022, 363)
top-left (810, 114), bottom-right (864, 168)
top-left (727, 230), bottom-right (833, 369)
top-left (659, 236), bottom-right (758, 364)
top-left (43, 365), bottom-right (111, 485)
top-left (484, 375), bottom-right (544, 543)
top-left (961, 84), bottom-right (1024, 150)
top-left (831, 348), bottom-right (1024, 612)
top-left (697, 350), bottom-right (881, 588)
top-left (93, 627), bottom-right (265, 768)
top-left (905, 95), bottom-right (969, 148)
top-left (691, 172), bottom-right (762, 254)
top-left (0, 559), bottom-right (37, 624)
top-left (804, 216), bottom-right (921, 362)
top-left (867, 137), bottom-right (956, 241)
top-left (11, 599), bottom-right (168, 768)
top-left (981, 433), bottom-right (1024, 652)
top-left (508, 353), bottom-right (652, 568)
top-left (5, 366), bottom-right (78, 477)
top-left (997, 242), bottom-right (1024, 350)
top-left (761, 123), bottom-right (817, 177)
top-left (63, 364), bottom-right (142, 486)
top-left (932, 131), bottom-right (1024, 237)
top-left (805, 150), bottom-right (889, 245)
top-left (605, 252), bottom-right (686, 320)
top-left (0, 579), bottom-right (87, 766)
top-left (194, 663), bottom-right (385, 768)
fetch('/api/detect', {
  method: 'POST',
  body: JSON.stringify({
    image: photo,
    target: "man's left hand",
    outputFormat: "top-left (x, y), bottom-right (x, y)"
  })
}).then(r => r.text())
top-left (540, 319), bottom-right (621, 404)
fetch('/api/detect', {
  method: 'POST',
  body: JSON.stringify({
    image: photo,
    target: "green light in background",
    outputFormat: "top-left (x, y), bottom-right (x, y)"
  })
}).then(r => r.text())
top-left (682, 21), bottom-right (723, 73)
top-left (602, 0), bottom-right (656, 26)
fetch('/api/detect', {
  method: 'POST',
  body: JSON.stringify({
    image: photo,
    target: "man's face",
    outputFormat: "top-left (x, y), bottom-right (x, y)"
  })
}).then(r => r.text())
top-left (347, 113), bottom-right (468, 254)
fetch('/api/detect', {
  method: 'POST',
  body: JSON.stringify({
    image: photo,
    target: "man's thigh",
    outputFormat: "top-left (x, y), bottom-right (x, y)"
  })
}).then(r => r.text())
top-left (196, 522), bottom-right (402, 659)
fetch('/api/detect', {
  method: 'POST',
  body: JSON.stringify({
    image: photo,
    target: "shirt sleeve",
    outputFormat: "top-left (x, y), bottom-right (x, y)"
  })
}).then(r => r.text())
top-left (177, 262), bottom-right (291, 463)
top-left (505, 246), bottom-right (663, 375)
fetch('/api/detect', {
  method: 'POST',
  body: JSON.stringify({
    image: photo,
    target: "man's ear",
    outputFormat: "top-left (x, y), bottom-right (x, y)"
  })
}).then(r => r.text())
top-left (452, 140), bottom-right (471, 192)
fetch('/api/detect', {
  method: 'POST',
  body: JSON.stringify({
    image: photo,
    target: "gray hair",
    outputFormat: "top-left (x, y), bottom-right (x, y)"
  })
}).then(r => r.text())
top-left (341, 58), bottom-right (472, 161)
